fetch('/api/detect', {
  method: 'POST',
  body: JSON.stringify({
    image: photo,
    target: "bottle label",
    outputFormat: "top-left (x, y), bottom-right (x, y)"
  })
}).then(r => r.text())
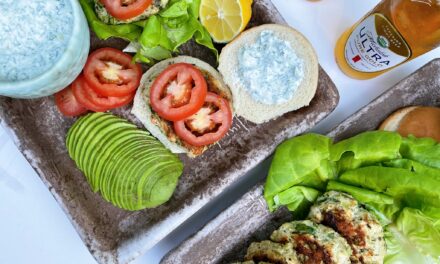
top-left (344, 13), bottom-right (411, 73)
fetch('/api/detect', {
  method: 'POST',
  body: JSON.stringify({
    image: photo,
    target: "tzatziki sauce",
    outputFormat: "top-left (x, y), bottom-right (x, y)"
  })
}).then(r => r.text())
top-left (237, 30), bottom-right (304, 105)
top-left (0, 0), bottom-right (74, 82)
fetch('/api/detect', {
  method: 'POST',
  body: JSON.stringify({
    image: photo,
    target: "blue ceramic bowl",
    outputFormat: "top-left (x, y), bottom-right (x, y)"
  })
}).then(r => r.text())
top-left (0, 0), bottom-right (90, 99)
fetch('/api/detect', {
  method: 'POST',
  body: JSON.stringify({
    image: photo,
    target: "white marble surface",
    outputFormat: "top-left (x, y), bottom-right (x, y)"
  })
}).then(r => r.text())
top-left (1, 1), bottom-right (439, 263)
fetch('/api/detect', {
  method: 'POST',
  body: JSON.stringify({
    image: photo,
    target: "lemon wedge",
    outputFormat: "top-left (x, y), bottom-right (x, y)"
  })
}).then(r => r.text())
top-left (200, 0), bottom-right (253, 43)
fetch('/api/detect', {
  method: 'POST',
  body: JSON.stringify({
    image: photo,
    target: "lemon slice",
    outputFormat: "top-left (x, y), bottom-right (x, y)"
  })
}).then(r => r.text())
top-left (200, 0), bottom-right (253, 43)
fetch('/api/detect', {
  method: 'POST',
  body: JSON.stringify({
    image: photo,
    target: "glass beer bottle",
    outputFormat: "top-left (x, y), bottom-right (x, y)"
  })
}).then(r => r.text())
top-left (335, 0), bottom-right (440, 80)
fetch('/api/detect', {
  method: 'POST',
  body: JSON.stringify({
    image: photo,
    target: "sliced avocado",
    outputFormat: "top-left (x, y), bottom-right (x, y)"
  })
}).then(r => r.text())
top-left (76, 114), bottom-right (119, 187)
top-left (67, 113), bottom-right (107, 185)
top-left (91, 127), bottom-right (141, 193)
top-left (127, 145), bottom-right (182, 209)
top-left (116, 146), bottom-right (168, 209)
top-left (66, 113), bottom-right (183, 210)
top-left (73, 113), bottom-right (114, 167)
top-left (66, 113), bottom-right (100, 161)
top-left (83, 120), bottom-right (137, 191)
top-left (135, 159), bottom-right (182, 209)
top-left (102, 138), bottom-right (152, 204)
top-left (102, 132), bottom-right (160, 202)
top-left (110, 137), bottom-right (164, 208)
top-left (98, 132), bottom-right (150, 199)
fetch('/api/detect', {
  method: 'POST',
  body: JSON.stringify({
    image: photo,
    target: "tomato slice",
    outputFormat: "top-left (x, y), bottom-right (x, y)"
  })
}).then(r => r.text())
top-left (72, 75), bottom-right (108, 112)
top-left (100, 0), bottom-right (152, 20)
top-left (173, 92), bottom-right (232, 147)
top-left (83, 48), bottom-right (142, 97)
top-left (82, 78), bottom-right (135, 109)
top-left (150, 63), bottom-right (208, 122)
top-left (55, 86), bottom-right (88, 117)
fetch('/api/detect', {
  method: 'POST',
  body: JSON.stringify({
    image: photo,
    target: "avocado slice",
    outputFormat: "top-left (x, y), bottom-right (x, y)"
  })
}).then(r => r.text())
top-left (102, 137), bottom-right (152, 204)
top-left (82, 119), bottom-right (137, 191)
top-left (91, 127), bottom-right (141, 193)
top-left (109, 136), bottom-right (164, 208)
top-left (116, 145), bottom-right (168, 209)
top-left (75, 114), bottom-right (118, 187)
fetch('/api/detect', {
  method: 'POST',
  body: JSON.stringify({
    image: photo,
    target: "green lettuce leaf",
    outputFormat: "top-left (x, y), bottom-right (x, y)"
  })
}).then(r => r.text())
top-left (273, 186), bottom-right (320, 217)
top-left (263, 134), bottom-right (335, 211)
top-left (385, 208), bottom-right (440, 264)
top-left (135, 0), bottom-right (217, 63)
top-left (400, 135), bottom-right (440, 169)
top-left (326, 180), bottom-right (394, 205)
top-left (79, 0), bottom-right (143, 41)
top-left (330, 131), bottom-right (402, 173)
top-left (364, 202), bottom-right (401, 226)
top-left (339, 166), bottom-right (440, 213)
top-left (382, 159), bottom-right (440, 181)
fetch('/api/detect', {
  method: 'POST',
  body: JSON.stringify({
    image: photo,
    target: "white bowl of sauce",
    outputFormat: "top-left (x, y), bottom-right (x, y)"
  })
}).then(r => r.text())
top-left (0, 0), bottom-right (90, 98)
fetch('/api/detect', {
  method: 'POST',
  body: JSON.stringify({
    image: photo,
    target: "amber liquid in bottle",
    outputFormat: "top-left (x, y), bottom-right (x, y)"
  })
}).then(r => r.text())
top-left (335, 0), bottom-right (440, 80)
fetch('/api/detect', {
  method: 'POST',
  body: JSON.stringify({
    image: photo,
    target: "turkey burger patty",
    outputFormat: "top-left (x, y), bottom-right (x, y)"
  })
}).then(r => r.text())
top-left (308, 191), bottom-right (386, 264)
top-left (270, 220), bottom-right (352, 264)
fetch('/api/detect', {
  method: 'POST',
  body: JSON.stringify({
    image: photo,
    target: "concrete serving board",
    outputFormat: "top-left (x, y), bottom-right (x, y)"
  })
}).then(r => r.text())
top-left (0, 1), bottom-right (339, 264)
top-left (162, 59), bottom-right (440, 264)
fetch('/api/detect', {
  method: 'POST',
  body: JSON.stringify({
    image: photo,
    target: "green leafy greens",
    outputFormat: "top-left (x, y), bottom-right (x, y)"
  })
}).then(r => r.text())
top-left (79, 0), bottom-right (217, 63)
top-left (264, 130), bottom-right (440, 263)
top-left (264, 134), bottom-right (335, 211)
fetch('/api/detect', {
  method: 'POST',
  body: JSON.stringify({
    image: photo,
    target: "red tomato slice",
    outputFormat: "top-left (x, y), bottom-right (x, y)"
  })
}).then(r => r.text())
top-left (83, 48), bottom-right (142, 97)
top-left (72, 75), bottom-right (108, 112)
top-left (82, 78), bottom-right (135, 109)
top-left (100, 0), bottom-right (152, 20)
top-left (150, 63), bottom-right (208, 122)
top-left (55, 86), bottom-right (88, 117)
top-left (173, 92), bottom-right (233, 147)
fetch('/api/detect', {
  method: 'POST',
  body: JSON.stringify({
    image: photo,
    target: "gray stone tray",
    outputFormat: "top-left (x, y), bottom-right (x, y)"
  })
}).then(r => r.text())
top-left (0, 1), bottom-right (339, 263)
top-left (161, 59), bottom-right (440, 264)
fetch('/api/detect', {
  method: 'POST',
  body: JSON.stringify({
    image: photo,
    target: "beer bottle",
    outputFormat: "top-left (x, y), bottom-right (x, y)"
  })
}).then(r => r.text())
top-left (335, 0), bottom-right (440, 79)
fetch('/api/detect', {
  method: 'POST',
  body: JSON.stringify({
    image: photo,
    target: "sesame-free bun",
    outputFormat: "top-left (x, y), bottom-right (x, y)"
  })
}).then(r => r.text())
top-left (218, 24), bottom-right (319, 124)
top-left (379, 106), bottom-right (440, 141)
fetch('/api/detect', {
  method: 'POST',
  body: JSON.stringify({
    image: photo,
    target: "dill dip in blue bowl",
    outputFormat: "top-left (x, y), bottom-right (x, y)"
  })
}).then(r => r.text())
top-left (0, 0), bottom-right (90, 98)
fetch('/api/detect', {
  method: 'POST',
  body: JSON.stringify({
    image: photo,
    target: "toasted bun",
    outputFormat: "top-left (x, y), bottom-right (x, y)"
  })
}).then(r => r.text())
top-left (379, 106), bottom-right (440, 142)
top-left (131, 56), bottom-right (232, 157)
top-left (218, 24), bottom-right (318, 124)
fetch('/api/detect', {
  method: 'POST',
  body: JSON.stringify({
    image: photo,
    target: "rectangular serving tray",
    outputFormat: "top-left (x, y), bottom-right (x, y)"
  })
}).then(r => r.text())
top-left (0, 1), bottom-right (339, 263)
top-left (161, 59), bottom-right (440, 264)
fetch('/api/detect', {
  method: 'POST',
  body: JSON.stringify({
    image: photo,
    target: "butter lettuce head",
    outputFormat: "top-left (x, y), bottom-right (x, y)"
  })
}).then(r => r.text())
top-left (263, 134), bottom-right (335, 211)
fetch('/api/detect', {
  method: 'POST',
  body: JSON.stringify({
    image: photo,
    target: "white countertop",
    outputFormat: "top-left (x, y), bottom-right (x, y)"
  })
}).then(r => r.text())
top-left (1, 1), bottom-right (439, 263)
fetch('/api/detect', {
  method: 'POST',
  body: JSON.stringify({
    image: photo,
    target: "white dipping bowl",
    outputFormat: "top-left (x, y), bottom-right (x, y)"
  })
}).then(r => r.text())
top-left (0, 0), bottom-right (90, 99)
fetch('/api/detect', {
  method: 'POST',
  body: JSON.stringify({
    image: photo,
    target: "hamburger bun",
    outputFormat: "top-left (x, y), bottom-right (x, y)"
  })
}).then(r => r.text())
top-left (379, 106), bottom-right (440, 141)
top-left (218, 24), bottom-right (318, 124)
top-left (131, 56), bottom-right (232, 157)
